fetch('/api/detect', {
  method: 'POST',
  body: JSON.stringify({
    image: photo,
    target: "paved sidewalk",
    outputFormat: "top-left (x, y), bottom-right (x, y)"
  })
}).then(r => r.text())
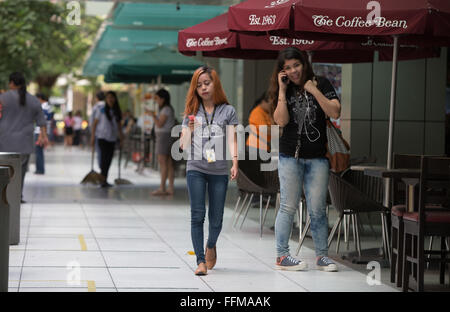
top-left (8, 146), bottom-right (397, 292)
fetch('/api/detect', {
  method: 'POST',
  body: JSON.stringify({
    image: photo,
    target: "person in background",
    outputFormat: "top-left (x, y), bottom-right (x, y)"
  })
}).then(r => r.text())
top-left (0, 72), bottom-right (48, 203)
top-left (121, 109), bottom-right (135, 137)
top-left (137, 106), bottom-right (155, 165)
top-left (246, 92), bottom-right (274, 154)
top-left (91, 91), bottom-right (106, 169)
top-left (149, 88), bottom-right (176, 196)
top-left (48, 115), bottom-right (57, 147)
top-left (245, 92), bottom-right (275, 191)
top-left (180, 66), bottom-right (238, 276)
top-left (269, 47), bottom-right (341, 272)
top-left (73, 110), bottom-right (83, 146)
top-left (137, 106), bottom-right (154, 135)
top-left (120, 110), bottom-right (135, 163)
top-left (64, 111), bottom-right (74, 148)
top-left (34, 93), bottom-right (52, 174)
top-left (91, 91), bottom-right (123, 188)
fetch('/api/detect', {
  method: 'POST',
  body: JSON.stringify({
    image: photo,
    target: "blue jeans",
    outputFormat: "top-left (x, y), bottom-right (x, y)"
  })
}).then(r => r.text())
top-left (275, 154), bottom-right (330, 258)
top-left (34, 133), bottom-right (44, 174)
top-left (187, 170), bottom-right (228, 265)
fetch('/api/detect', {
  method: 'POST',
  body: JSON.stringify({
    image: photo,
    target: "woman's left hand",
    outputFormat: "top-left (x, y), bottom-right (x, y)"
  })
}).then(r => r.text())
top-left (230, 164), bottom-right (238, 181)
top-left (304, 77), bottom-right (318, 94)
top-left (38, 135), bottom-right (49, 148)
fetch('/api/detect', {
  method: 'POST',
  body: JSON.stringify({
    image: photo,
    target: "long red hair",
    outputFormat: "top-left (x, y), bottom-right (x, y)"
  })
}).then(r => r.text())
top-left (184, 66), bottom-right (229, 116)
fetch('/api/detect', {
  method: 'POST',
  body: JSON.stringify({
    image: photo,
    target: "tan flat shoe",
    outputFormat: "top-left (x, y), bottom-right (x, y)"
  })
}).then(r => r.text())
top-left (151, 189), bottom-right (168, 196)
top-left (195, 262), bottom-right (207, 276)
top-left (205, 246), bottom-right (217, 270)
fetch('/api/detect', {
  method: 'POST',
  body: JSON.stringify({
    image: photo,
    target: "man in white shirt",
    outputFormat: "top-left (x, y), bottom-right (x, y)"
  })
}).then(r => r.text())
top-left (90, 91), bottom-right (105, 170)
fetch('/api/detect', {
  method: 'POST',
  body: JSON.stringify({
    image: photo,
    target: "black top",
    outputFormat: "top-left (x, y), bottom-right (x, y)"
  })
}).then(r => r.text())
top-left (279, 76), bottom-right (339, 159)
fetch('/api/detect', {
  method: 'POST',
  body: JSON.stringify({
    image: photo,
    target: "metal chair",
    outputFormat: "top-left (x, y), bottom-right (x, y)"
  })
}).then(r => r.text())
top-left (323, 171), bottom-right (390, 259)
top-left (402, 156), bottom-right (450, 292)
top-left (231, 159), bottom-right (279, 238)
top-left (390, 154), bottom-right (422, 287)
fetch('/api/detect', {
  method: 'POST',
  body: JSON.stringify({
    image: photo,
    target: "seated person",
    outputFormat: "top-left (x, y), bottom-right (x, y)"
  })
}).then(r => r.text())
top-left (245, 92), bottom-right (275, 190)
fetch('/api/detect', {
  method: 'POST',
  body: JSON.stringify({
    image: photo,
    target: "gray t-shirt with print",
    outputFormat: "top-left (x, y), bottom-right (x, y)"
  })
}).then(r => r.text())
top-left (182, 103), bottom-right (238, 175)
top-left (0, 90), bottom-right (46, 154)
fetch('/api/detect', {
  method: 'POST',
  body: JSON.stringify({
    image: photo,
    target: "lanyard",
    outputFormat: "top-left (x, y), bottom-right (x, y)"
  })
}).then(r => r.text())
top-left (201, 103), bottom-right (216, 141)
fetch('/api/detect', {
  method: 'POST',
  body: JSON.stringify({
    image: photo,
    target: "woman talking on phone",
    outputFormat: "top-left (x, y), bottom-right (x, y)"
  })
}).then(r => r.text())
top-left (269, 47), bottom-right (341, 272)
top-left (180, 66), bottom-right (238, 276)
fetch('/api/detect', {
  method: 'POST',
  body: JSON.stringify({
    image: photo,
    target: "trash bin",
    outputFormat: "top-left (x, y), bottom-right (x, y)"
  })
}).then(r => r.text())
top-left (0, 153), bottom-right (21, 245)
top-left (0, 166), bottom-right (11, 292)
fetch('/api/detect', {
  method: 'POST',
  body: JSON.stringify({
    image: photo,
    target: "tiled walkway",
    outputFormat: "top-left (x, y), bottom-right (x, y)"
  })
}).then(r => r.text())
top-left (7, 146), bottom-right (397, 292)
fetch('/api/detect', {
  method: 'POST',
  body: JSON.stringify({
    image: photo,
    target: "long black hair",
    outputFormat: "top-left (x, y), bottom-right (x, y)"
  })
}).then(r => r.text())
top-left (250, 92), bottom-right (270, 112)
top-left (267, 47), bottom-right (315, 110)
top-left (9, 72), bottom-right (27, 106)
top-left (105, 91), bottom-right (122, 123)
top-left (155, 88), bottom-right (173, 111)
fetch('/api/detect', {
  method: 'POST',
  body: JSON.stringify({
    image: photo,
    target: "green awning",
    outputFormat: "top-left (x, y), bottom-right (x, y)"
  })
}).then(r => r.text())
top-left (104, 46), bottom-right (203, 84)
top-left (113, 3), bottom-right (227, 30)
top-left (83, 3), bottom-right (226, 77)
top-left (104, 72), bottom-right (194, 85)
top-left (83, 27), bottom-right (179, 76)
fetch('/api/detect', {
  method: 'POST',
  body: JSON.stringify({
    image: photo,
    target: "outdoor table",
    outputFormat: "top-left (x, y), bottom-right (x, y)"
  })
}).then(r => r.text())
top-left (361, 167), bottom-right (421, 212)
top-left (349, 166), bottom-right (421, 262)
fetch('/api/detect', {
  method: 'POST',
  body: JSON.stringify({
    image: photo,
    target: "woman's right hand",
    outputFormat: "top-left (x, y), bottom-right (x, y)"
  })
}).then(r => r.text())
top-left (278, 70), bottom-right (288, 91)
top-left (188, 119), bottom-right (195, 133)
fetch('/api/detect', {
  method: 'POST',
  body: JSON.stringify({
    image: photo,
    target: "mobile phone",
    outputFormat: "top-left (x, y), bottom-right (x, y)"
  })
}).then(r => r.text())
top-left (281, 75), bottom-right (289, 84)
top-left (188, 115), bottom-right (195, 121)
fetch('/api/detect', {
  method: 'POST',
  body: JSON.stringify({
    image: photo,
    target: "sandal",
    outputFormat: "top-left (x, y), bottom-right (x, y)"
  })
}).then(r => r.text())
top-left (205, 246), bottom-right (217, 270)
top-left (151, 189), bottom-right (168, 196)
top-left (195, 262), bottom-right (207, 276)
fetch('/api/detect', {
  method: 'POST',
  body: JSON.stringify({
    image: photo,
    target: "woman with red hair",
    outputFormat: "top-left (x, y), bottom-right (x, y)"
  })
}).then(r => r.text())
top-left (180, 66), bottom-right (238, 276)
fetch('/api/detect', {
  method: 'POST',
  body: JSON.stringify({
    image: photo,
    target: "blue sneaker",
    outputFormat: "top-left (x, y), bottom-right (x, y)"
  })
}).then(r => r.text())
top-left (316, 256), bottom-right (338, 272)
top-left (275, 255), bottom-right (308, 271)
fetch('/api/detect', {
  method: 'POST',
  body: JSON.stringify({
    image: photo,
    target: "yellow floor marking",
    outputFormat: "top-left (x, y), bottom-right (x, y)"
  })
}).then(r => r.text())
top-left (78, 235), bottom-right (87, 251)
top-left (87, 281), bottom-right (96, 292)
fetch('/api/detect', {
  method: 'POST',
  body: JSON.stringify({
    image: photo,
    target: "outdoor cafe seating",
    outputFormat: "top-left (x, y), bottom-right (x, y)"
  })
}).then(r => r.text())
top-left (325, 170), bottom-right (390, 260)
top-left (231, 158), bottom-right (279, 238)
top-left (400, 156), bottom-right (450, 292)
top-left (383, 154), bottom-right (450, 291)
top-left (343, 154), bottom-right (450, 291)
top-left (390, 154), bottom-right (423, 288)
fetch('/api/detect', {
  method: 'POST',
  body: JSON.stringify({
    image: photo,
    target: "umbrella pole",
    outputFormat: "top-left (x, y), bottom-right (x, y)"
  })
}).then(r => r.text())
top-left (157, 74), bottom-right (162, 89)
top-left (307, 51), bottom-right (313, 64)
top-left (384, 36), bottom-right (399, 205)
top-left (139, 84), bottom-right (145, 174)
top-left (381, 35), bottom-right (399, 263)
top-left (386, 35), bottom-right (399, 172)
